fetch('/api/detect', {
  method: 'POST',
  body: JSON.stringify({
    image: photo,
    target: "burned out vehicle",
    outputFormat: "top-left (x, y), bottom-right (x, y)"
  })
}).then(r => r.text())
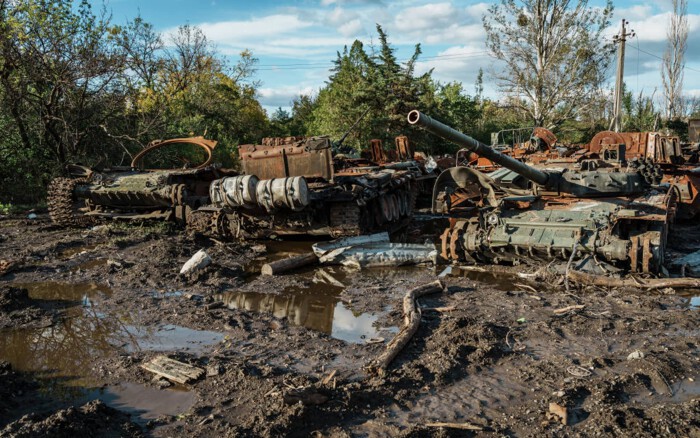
top-left (191, 135), bottom-right (430, 238)
top-left (408, 110), bottom-right (678, 274)
top-left (48, 134), bottom-right (431, 239)
top-left (47, 137), bottom-right (235, 226)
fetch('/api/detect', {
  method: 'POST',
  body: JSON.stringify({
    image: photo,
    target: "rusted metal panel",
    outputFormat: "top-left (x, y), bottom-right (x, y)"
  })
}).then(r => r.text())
top-left (239, 137), bottom-right (334, 180)
top-left (588, 131), bottom-right (682, 163)
top-left (689, 119), bottom-right (700, 143)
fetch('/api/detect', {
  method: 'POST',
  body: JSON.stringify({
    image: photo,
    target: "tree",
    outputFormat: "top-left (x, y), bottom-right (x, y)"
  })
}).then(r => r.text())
top-left (0, 0), bottom-right (128, 166)
top-left (483, 0), bottom-right (614, 128)
top-left (662, 0), bottom-right (688, 120)
top-left (289, 94), bottom-right (316, 135)
top-left (310, 25), bottom-right (436, 151)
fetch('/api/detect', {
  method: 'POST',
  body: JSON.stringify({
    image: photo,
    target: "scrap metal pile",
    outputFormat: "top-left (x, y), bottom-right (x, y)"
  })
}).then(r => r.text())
top-left (47, 110), bottom-right (700, 278)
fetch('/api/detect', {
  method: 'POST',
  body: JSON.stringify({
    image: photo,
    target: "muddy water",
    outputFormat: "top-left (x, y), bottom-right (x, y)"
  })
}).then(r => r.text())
top-left (243, 240), bottom-right (316, 278)
top-left (0, 281), bottom-right (217, 422)
top-left (441, 265), bottom-right (520, 291)
top-left (218, 268), bottom-right (396, 343)
top-left (12, 281), bottom-right (112, 303)
top-left (60, 243), bottom-right (99, 258)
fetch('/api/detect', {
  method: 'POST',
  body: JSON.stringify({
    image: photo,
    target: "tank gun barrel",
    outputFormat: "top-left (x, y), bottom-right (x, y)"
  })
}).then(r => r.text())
top-left (407, 110), bottom-right (551, 187)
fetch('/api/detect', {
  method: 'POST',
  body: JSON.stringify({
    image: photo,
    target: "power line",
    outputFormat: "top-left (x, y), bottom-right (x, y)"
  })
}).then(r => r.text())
top-left (629, 43), bottom-right (700, 74)
top-left (254, 50), bottom-right (491, 71)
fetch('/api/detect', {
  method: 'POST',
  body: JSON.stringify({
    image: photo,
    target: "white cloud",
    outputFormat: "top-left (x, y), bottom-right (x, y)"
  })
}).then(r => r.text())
top-left (615, 4), bottom-right (654, 21)
top-left (395, 2), bottom-right (459, 31)
top-left (197, 14), bottom-right (313, 41)
top-left (415, 45), bottom-right (493, 84)
top-left (623, 12), bottom-right (700, 43)
top-left (339, 19), bottom-right (364, 36)
top-left (259, 85), bottom-right (318, 109)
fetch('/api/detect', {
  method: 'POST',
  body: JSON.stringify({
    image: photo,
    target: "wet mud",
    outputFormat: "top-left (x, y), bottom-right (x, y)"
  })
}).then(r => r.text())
top-left (0, 214), bottom-right (698, 437)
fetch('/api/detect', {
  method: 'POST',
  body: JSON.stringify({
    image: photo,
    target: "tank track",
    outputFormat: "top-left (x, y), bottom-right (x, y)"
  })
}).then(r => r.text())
top-left (329, 184), bottom-right (418, 238)
top-left (47, 177), bottom-right (93, 227)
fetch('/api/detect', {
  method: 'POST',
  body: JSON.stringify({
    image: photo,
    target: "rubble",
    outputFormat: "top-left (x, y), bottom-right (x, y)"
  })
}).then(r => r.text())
top-left (179, 249), bottom-right (211, 275)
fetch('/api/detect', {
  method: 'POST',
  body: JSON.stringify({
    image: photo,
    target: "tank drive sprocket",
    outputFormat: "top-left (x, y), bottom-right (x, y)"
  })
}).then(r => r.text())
top-left (47, 177), bottom-right (93, 227)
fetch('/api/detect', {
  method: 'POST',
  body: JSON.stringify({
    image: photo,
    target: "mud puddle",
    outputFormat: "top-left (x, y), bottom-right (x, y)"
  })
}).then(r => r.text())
top-left (70, 258), bottom-right (109, 272)
top-left (83, 382), bottom-right (195, 424)
top-left (12, 281), bottom-right (112, 304)
top-left (219, 266), bottom-right (399, 343)
top-left (244, 240), bottom-right (316, 278)
top-left (0, 281), bottom-right (221, 423)
top-left (60, 243), bottom-right (99, 259)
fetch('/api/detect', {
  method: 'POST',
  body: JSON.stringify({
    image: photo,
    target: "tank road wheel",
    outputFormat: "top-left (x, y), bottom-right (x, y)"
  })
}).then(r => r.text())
top-left (47, 177), bottom-right (93, 227)
top-left (389, 194), bottom-right (399, 221)
top-left (398, 190), bottom-right (408, 217)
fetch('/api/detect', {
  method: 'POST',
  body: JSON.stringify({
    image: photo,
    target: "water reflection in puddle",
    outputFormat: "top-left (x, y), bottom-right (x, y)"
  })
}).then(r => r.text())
top-left (122, 324), bottom-right (223, 353)
top-left (86, 382), bottom-right (195, 424)
top-left (12, 281), bottom-right (111, 304)
top-left (244, 240), bottom-right (316, 279)
top-left (218, 266), bottom-right (400, 343)
top-left (0, 281), bottom-right (221, 421)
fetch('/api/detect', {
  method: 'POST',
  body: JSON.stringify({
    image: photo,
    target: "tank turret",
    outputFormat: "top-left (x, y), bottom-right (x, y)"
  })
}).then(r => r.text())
top-left (408, 110), bottom-right (678, 274)
top-left (408, 110), bottom-right (655, 197)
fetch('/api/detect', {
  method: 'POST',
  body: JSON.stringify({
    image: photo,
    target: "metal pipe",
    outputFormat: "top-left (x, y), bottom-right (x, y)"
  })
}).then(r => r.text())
top-left (407, 110), bottom-right (551, 187)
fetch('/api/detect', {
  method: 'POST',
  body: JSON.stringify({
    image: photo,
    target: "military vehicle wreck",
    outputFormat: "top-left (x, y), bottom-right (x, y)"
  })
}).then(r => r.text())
top-left (48, 133), bottom-right (432, 239)
top-left (408, 110), bottom-right (679, 274)
top-left (47, 137), bottom-right (234, 226)
top-left (191, 135), bottom-right (429, 238)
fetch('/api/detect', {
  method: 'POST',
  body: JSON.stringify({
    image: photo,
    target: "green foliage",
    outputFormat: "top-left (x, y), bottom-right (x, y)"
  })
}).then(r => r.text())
top-left (308, 25), bottom-right (442, 153)
top-left (484, 0), bottom-right (615, 127)
top-left (0, 2), bottom-right (266, 202)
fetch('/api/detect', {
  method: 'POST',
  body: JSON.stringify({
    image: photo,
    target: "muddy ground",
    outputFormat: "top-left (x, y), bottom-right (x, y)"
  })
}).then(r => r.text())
top-left (0, 214), bottom-right (698, 437)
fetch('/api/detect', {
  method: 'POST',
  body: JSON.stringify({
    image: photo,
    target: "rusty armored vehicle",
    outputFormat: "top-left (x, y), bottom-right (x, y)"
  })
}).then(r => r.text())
top-left (448, 124), bottom-right (700, 220)
top-left (191, 134), bottom-right (429, 238)
top-left (408, 110), bottom-right (679, 274)
top-left (47, 137), bottom-right (234, 226)
top-left (48, 133), bottom-right (429, 239)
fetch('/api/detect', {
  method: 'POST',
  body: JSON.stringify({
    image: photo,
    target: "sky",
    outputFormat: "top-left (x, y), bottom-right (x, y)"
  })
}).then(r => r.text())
top-left (96, 0), bottom-right (700, 115)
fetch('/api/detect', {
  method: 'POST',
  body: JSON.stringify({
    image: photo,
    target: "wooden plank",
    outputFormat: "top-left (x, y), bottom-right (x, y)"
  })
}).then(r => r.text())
top-left (261, 252), bottom-right (318, 275)
top-left (140, 356), bottom-right (205, 384)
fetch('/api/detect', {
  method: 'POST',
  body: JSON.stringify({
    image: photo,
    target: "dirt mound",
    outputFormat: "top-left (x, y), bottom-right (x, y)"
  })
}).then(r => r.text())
top-left (1, 400), bottom-right (143, 438)
top-left (0, 287), bottom-right (52, 329)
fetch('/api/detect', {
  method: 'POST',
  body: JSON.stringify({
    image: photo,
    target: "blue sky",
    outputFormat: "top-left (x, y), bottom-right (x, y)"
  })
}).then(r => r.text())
top-left (97, 0), bottom-right (700, 114)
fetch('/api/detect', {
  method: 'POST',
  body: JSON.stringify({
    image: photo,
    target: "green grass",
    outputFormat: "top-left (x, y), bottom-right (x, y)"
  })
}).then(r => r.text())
top-left (0, 201), bottom-right (47, 215)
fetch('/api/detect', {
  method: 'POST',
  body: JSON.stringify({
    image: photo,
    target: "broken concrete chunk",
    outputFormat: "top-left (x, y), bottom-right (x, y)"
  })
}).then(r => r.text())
top-left (180, 249), bottom-right (211, 275)
top-left (548, 402), bottom-right (568, 425)
top-left (206, 364), bottom-right (222, 377)
top-left (627, 350), bottom-right (645, 360)
top-left (152, 376), bottom-right (173, 388)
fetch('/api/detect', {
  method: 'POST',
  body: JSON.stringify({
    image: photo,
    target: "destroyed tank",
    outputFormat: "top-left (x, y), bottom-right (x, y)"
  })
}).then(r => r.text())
top-left (47, 137), bottom-right (236, 226)
top-left (189, 134), bottom-right (427, 238)
top-left (407, 110), bottom-right (679, 274)
top-left (48, 133), bottom-right (429, 239)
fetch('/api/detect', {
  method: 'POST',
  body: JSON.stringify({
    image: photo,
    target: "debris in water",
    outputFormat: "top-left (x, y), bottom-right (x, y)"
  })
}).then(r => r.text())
top-left (141, 356), bottom-right (205, 384)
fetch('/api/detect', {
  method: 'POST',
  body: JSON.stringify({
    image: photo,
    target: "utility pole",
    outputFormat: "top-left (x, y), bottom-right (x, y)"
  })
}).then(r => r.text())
top-left (612, 19), bottom-right (635, 133)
